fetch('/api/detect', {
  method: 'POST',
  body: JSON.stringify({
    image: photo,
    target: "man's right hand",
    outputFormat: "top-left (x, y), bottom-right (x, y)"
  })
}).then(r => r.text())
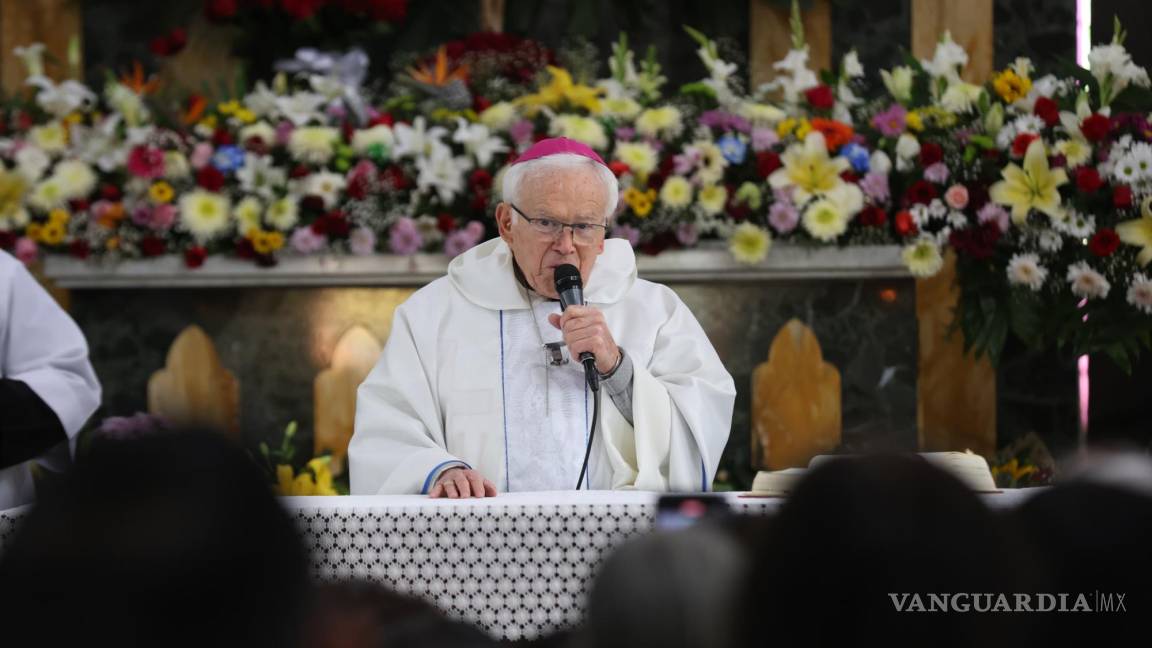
top-left (428, 468), bottom-right (498, 498)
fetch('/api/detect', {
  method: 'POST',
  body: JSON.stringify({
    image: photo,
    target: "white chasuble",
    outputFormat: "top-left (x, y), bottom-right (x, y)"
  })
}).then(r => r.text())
top-left (349, 238), bottom-right (735, 495)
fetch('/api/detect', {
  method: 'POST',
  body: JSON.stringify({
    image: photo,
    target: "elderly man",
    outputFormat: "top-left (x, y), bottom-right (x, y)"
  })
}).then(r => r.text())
top-left (350, 138), bottom-right (734, 497)
top-left (1, 250), bottom-right (101, 509)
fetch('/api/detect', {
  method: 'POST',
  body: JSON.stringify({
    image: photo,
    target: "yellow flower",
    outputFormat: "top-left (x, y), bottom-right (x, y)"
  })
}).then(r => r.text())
top-left (178, 190), bottom-right (232, 241)
top-left (198, 115), bottom-right (218, 131)
top-left (1117, 217), bottom-right (1152, 266)
top-left (631, 189), bottom-right (656, 217)
top-left (659, 176), bottom-right (693, 208)
top-left (989, 139), bottom-right (1068, 225)
top-left (550, 115), bottom-right (608, 150)
top-left (40, 220), bottom-right (66, 245)
top-left (518, 66), bottom-right (603, 114)
top-left (776, 117), bottom-right (798, 138)
top-left (105, 236), bottom-right (120, 251)
top-left (30, 121), bottom-right (68, 153)
top-left (794, 119), bottom-right (812, 140)
top-left (235, 197), bottom-right (264, 236)
top-left (251, 229), bottom-right (285, 254)
top-left (802, 198), bottom-right (848, 241)
top-left (905, 111), bottom-right (924, 132)
top-left (149, 181), bottom-right (174, 204)
top-left (729, 223), bottom-right (771, 264)
top-left (991, 458), bottom-right (1036, 484)
top-left (26, 222), bottom-right (43, 242)
top-left (48, 208), bottom-right (70, 225)
top-left (767, 131), bottom-right (848, 204)
top-left (697, 184), bottom-right (728, 216)
top-left (992, 68), bottom-right (1032, 103)
top-left (217, 100), bottom-right (241, 115)
top-left (902, 238), bottom-right (944, 277)
top-left (1054, 138), bottom-right (1092, 169)
top-left (602, 96), bottom-right (641, 119)
top-left (635, 106), bottom-right (683, 140)
top-left (734, 182), bottom-right (762, 209)
top-left (274, 460), bottom-right (338, 496)
top-left (479, 102), bottom-right (518, 130)
top-left (0, 170), bottom-right (29, 221)
top-left (64, 112), bottom-right (84, 126)
top-left (289, 127), bottom-right (340, 164)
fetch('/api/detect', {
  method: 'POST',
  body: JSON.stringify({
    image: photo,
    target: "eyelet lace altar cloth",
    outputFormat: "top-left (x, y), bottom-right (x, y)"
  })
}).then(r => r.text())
top-left (0, 489), bottom-right (1042, 641)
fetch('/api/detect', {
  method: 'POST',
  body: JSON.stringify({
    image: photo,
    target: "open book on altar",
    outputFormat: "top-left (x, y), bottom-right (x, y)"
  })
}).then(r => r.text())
top-left (750, 451), bottom-right (999, 496)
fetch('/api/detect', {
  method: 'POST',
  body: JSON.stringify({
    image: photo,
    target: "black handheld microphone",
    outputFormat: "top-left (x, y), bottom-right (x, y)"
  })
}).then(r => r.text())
top-left (554, 264), bottom-right (600, 393)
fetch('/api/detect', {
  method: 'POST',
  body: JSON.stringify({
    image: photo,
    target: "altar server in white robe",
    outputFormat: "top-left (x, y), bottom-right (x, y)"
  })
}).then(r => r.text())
top-left (350, 137), bottom-right (735, 497)
top-left (0, 250), bottom-right (101, 509)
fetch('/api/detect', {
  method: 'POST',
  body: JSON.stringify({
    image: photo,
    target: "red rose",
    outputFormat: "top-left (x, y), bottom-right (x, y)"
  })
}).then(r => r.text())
top-left (919, 142), bottom-right (943, 166)
top-left (894, 210), bottom-right (917, 237)
top-left (904, 180), bottom-right (938, 206)
top-left (149, 35), bottom-right (172, 58)
top-left (235, 238), bottom-right (255, 259)
top-left (289, 164), bottom-right (312, 179)
top-left (1011, 132), bottom-right (1040, 158)
top-left (470, 169), bottom-right (493, 189)
top-left (346, 174), bottom-right (369, 200)
top-left (804, 85), bottom-right (835, 110)
top-left (69, 240), bottom-right (91, 259)
top-left (140, 236), bottom-right (167, 257)
top-left (608, 161), bottom-right (630, 178)
top-left (204, 0), bottom-right (238, 23)
top-left (1089, 228), bottom-right (1120, 257)
top-left (69, 199), bottom-right (90, 212)
top-left (381, 165), bottom-right (409, 190)
top-left (368, 0), bottom-right (407, 22)
top-left (857, 206), bottom-right (887, 227)
top-left (1033, 97), bottom-right (1059, 127)
top-left (840, 170), bottom-right (859, 183)
top-left (1080, 113), bottom-right (1111, 142)
top-left (472, 94), bottom-right (491, 113)
top-left (370, 112), bottom-right (395, 127)
top-left (280, 0), bottom-right (321, 21)
top-left (168, 28), bottom-right (188, 53)
top-left (300, 195), bottom-right (326, 213)
top-left (437, 213), bottom-right (457, 233)
top-left (756, 151), bottom-right (781, 178)
top-left (1076, 167), bottom-right (1103, 193)
top-left (184, 246), bottom-right (207, 268)
top-left (100, 183), bottom-right (122, 201)
top-left (0, 231), bottom-right (15, 250)
top-left (949, 221), bottom-right (1002, 260)
top-left (211, 127), bottom-right (234, 147)
top-left (1114, 185), bottom-right (1133, 208)
top-left (327, 213), bottom-right (351, 238)
top-left (310, 217), bottom-right (328, 235)
top-left (195, 166), bottom-right (225, 191)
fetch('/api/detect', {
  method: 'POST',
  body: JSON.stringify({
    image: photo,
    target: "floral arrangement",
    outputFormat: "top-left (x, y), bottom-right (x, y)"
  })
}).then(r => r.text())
top-left (258, 421), bottom-right (345, 496)
top-left (2, 3), bottom-right (1152, 365)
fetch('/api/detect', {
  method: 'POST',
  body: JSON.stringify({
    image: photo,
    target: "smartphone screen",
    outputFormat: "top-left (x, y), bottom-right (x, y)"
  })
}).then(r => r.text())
top-left (654, 494), bottom-right (730, 531)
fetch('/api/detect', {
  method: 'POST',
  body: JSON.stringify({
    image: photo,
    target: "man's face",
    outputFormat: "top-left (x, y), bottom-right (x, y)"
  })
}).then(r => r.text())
top-left (496, 166), bottom-right (608, 299)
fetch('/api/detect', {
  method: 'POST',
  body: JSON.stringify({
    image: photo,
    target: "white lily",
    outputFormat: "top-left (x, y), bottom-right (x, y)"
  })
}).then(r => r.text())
top-left (26, 77), bottom-right (96, 118)
top-left (274, 91), bottom-right (327, 127)
top-left (415, 143), bottom-right (470, 204)
top-left (393, 117), bottom-right (449, 160)
top-left (452, 118), bottom-right (507, 168)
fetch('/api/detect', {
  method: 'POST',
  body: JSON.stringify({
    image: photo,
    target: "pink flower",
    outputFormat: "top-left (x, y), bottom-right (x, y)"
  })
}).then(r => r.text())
top-left (14, 237), bottom-right (38, 264)
top-left (977, 203), bottom-right (1011, 233)
top-left (509, 120), bottom-right (535, 145)
top-left (464, 220), bottom-right (485, 239)
top-left (923, 162), bottom-right (950, 184)
top-left (151, 204), bottom-right (177, 231)
top-left (130, 204), bottom-right (154, 227)
top-left (611, 224), bottom-right (640, 247)
top-left (676, 223), bottom-right (699, 247)
top-left (276, 121), bottom-right (295, 146)
top-left (387, 217), bottom-right (423, 255)
top-left (190, 143), bottom-right (215, 170)
top-left (859, 172), bottom-right (890, 202)
top-left (127, 146), bottom-right (166, 179)
top-left (944, 184), bottom-right (969, 210)
top-left (871, 104), bottom-right (907, 138)
top-left (290, 226), bottom-right (328, 254)
top-left (768, 201), bottom-right (799, 233)
top-left (443, 228), bottom-right (480, 258)
top-left (349, 227), bottom-right (377, 255)
top-left (750, 127), bottom-right (779, 152)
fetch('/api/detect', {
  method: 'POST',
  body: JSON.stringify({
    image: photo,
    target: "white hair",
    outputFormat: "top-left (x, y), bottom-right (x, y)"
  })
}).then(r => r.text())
top-left (499, 153), bottom-right (619, 222)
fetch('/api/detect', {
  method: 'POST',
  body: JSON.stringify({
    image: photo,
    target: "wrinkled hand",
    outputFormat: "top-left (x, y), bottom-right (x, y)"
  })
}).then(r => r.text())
top-left (428, 468), bottom-right (498, 499)
top-left (548, 305), bottom-right (620, 375)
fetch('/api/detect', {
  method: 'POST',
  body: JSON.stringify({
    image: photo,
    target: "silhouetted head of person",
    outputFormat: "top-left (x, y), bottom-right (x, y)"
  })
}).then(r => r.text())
top-left (0, 430), bottom-right (310, 647)
top-left (738, 454), bottom-right (1041, 647)
top-left (584, 523), bottom-right (747, 648)
top-left (304, 580), bottom-right (497, 648)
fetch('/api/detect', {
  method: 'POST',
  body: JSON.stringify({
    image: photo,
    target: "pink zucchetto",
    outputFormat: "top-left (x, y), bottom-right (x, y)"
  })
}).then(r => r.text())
top-left (512, 137), bottom-right (606, 167)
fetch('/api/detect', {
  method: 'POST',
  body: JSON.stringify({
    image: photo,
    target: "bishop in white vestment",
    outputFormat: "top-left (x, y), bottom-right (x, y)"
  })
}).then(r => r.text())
top-left (350, 138), bottom-right (735, 496)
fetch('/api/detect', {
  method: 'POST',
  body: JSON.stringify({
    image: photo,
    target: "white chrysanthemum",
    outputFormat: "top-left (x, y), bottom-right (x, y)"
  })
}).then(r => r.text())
top-left (910, 203), bottom-right (932, 228)
top-left (697, 184), bottom-right (728, 216)
top-left (234, 196), bottom-right (263, 235)
top-left (1058, 211), bottom-right (1096, 238)
top-left (300, 171), bottom-right (347, 208)
top-left (164, 152), bottom-right (192, 180)
top-left (1067, 261), bottom-right (1111, 299)
top-left (550, 115), bottom-right (608, 150)
top-left (1012, 114), bottom-right (1046, 135)
top-left (288, 126), bottom-right (340, 164)
top-left (237, 155), bottom-right (287, 199)
top-left (1112, 153), bottom-right (1141, 184)
top-left (1054, 139), bottom-right (1092, 168)
top-left (1126, 273), bottom-right (1152, 314)
top-left (29, 121), bottom-right (68, 154)
top-left (659, 176), bottom-right (693, 208)
top-left (265, 197), bottom-right (299, 231)
top-left (1129, 142), bottom-right (1152, 178)
top-left (15, 146), bottom-right (51, 182)
top-left (728, 223), bottom-right (771, 264)
top-left (0, 207), bottom-right (30, 230)
top-left (803, 198), bottom-right (848, 241)
top-left (178, 190), bottom-right (232, 241)
top-left (479, 102), bottom-right (518, 131)
top-left (1007, 253), bottom-right (1048, 291)
top-left (615, 141), bottom-right (658, 176)
top-left (1038, 230), bottom-right (1064, 252)
top-left (634, 106), bottom-right (683, 140)
top-left (694, 141), bottom-right (728, 186)
top-left (902, 238), bottom-right (945, 277)
top-left (52, 160), bottom-right (97, 201)
top-left (895, 133), bottom-right (920, 161)
top-left (28, 178), bottom-right (67, 212)
top-left (352, 125), bottom-right (395, 154)
top-left (239, 121), bottom-right (277, 146)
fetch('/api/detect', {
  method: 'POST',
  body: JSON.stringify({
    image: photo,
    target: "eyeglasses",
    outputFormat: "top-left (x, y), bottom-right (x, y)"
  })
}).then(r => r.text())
top-left (509, 203), bottom-right (607, 246)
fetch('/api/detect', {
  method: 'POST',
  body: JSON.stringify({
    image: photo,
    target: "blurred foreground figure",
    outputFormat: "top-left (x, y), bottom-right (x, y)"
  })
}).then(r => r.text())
top-left (738, 455), bottom-right (1043, 646)
top-left (0, 432), bottom-right (310, 647)
top-left (0, 250), bottom-right (101, 509)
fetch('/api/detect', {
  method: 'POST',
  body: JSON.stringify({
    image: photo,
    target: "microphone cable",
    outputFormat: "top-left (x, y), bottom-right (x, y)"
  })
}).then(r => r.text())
top-left (575, 383), bottom-right (600, 490)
